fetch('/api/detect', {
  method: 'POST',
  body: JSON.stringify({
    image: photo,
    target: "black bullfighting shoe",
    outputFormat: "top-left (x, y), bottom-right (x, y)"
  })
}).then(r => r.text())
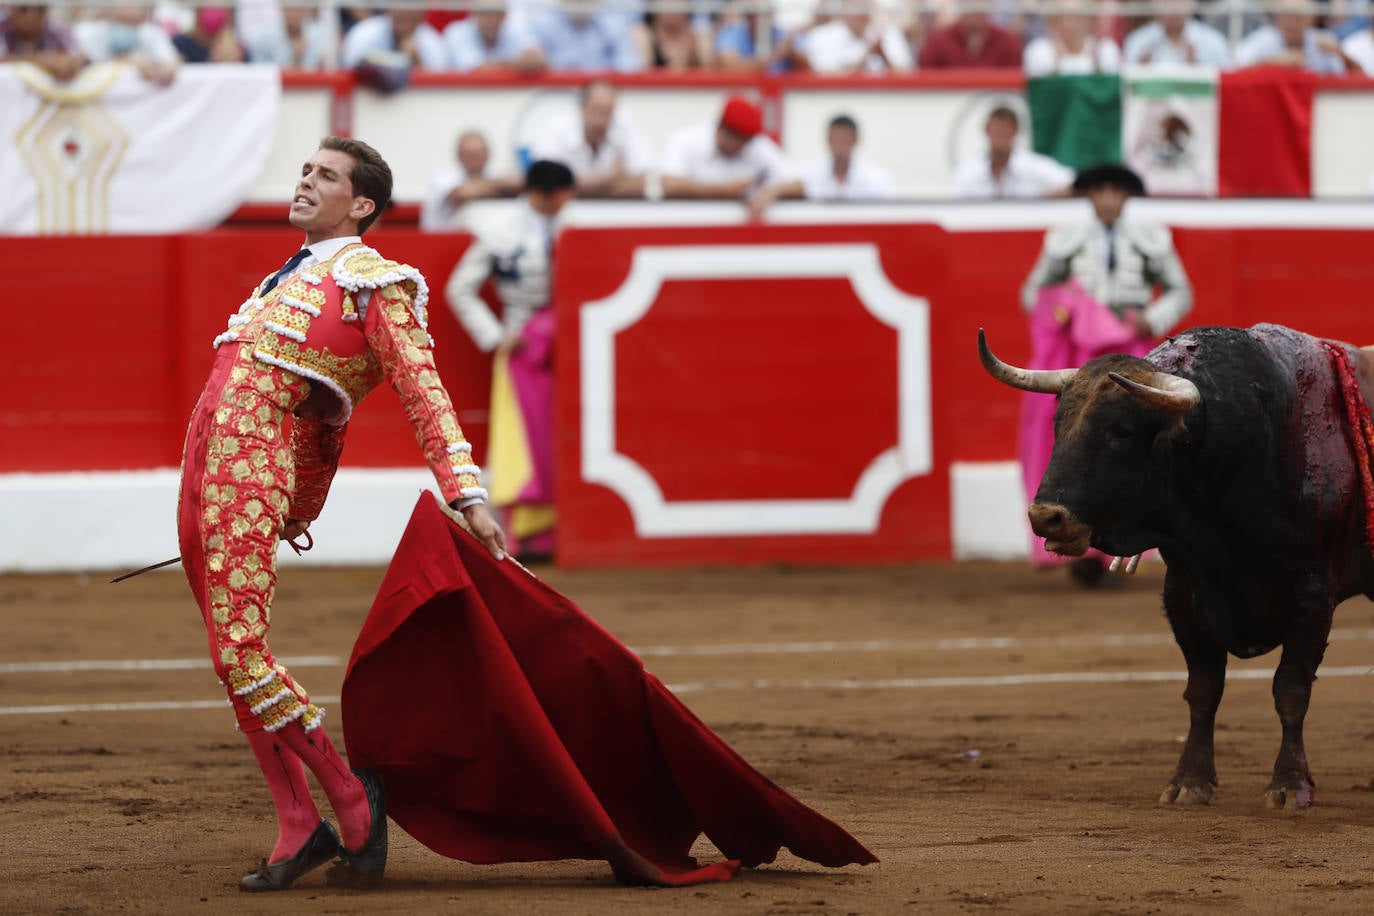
top-left (331, 768), bottom-right (388, 884)
top-left (240, 819), bottom-right (340, 892)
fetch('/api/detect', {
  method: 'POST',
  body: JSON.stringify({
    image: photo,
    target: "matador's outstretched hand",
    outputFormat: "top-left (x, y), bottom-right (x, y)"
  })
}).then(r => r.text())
top-left (460, 502), bottom-right (508, 561)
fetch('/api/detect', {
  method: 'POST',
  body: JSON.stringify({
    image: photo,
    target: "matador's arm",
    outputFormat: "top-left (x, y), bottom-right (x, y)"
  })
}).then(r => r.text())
top-left (363, 283), bottom-right (486, 506)
top-left (287, 417), bottom-right (347, 522)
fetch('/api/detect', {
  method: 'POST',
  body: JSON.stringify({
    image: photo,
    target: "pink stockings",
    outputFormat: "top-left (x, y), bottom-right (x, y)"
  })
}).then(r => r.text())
top-left (245, 723), bottom-right (370, 862)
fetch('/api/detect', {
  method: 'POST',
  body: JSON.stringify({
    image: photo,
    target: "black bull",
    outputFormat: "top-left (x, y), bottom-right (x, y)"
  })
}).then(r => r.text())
top-left (980, 323), bottom-right (1374, 809)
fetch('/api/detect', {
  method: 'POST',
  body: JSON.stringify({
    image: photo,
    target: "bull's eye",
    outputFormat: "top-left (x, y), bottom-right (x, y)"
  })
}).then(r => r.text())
top-left (1106, 424), bottom-right (1133, 442)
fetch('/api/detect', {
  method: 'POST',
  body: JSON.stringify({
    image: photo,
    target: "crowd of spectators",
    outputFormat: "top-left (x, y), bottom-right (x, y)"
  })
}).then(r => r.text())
top-left (6, 0), bottom-right (1374, 83)
top-left (4, 1), bottom-right (1372, 211)
top-left (421, 85), bottom-right (898, 227)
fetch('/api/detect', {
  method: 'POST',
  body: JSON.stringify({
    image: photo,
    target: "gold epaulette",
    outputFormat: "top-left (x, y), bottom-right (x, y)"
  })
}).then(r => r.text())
top-left (331, 245), bottom-right (431, 328)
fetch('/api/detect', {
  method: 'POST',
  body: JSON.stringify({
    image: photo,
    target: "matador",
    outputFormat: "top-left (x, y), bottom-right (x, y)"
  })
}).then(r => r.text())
top-left (177, 136), bottom-right (507, 891)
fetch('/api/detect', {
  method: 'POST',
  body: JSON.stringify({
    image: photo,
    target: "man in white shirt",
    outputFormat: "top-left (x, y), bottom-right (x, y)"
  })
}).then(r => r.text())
top-left (340, 8), bottom-right (447, 71)
top-left (660, 94), bottom-right (804, 218)
top-left (443, 8), bottom-right (544, 72)
top-left (951, 106), bottom-right (1075, 199)
top-left (1340, 23), bottom-right (1374, 74)
top-left (74, 4), bottom-right (179, 84)
top-left (530, 78), bottom-right (656, 198)
top-left (801, 114), bottom-right (897, 201)
top-left (243, 3), bottom-right (332, 68)
top-left (1235, 0), bottom-right (1347, 74)
top-left (1122, 3), bottom-right (1232, 68)
top-left (803, 0), bottom-right (913, 73)
top-left (420, 130), bottom-right (521, 231)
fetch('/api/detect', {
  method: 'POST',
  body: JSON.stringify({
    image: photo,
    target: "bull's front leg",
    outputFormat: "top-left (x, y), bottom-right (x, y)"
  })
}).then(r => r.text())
top-left (1161, 575), bottom-right (1226, 805)
top-left (1264, 606), bottom-right (1332, 810)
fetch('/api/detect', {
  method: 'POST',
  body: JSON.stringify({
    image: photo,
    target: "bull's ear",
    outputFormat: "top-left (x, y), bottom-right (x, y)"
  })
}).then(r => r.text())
top-left (1151, 416), bottom-right (1192, 462)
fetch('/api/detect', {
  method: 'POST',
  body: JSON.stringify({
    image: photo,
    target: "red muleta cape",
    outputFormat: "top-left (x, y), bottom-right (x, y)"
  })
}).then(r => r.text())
top-left (341, 494), bottom-right (877, 887)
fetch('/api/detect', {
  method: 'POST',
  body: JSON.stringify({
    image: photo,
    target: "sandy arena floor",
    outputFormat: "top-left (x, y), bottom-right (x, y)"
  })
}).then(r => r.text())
top-left (4, 560), bottom-right (1374, 914)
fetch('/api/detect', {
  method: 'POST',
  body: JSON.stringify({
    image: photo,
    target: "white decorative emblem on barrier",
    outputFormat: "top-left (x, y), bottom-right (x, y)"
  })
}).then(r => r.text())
top-left (580, 243), bottom-right (931, 538)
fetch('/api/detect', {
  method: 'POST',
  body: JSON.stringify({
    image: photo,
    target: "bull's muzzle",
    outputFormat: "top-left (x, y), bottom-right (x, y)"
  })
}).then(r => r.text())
top-left (1028, 501), bottom-right (1093, 556)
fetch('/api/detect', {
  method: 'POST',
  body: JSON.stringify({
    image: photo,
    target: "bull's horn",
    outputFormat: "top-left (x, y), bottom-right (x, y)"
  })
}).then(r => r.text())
top-left (1108, 371), bottom-right (1201, 413)
top-left (977, 328), bottom-right (1077, 394)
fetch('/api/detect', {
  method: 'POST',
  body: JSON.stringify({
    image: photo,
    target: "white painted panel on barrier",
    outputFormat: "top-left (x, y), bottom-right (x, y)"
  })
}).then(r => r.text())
top-left (252, 87), bottom-right (333, 203)
top-left (1312, 90), bottom-right (1374, 199)
top-left (950, 461), bottom-right (1029, 560)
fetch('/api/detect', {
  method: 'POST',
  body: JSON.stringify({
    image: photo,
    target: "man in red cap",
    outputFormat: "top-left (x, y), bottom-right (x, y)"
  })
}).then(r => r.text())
top-left (658, 94), bottom-right (803, 219)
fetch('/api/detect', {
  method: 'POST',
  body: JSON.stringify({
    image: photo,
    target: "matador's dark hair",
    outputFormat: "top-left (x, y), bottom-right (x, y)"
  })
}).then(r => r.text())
top-left (319, 136), bottom-right (392, 234)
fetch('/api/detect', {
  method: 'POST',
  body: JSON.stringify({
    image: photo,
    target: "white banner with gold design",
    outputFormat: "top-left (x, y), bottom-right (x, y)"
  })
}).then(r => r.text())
top-left (0, 62), bottom-right (279, 235)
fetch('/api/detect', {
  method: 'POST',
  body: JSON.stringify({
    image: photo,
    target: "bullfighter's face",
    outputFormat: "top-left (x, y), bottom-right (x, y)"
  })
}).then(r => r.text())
top-left (289, 149), bottom-right (374, 244)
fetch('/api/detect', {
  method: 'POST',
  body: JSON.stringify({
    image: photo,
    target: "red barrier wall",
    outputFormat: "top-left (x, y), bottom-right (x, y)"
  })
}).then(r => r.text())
top-left (6, 222), bottom-right (1374, 565)
top-left (4, 229), bottom-right (490, 473)
top-left (549, 222), bottom-right (1374, 565)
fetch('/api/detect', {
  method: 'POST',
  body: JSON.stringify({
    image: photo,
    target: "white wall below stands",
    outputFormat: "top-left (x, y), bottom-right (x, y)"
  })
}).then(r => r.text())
top-left (0, 468), bottom-right (438, 574)
top-left (0, 462), bottom-right (1030, 572)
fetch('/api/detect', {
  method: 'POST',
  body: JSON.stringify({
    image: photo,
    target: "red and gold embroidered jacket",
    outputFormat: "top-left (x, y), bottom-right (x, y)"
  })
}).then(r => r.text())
top-left (212, 244), bottom-right (484, 521)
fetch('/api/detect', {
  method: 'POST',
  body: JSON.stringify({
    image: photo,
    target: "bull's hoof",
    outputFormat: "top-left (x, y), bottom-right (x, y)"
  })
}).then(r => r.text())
top-left (1159, 780), bottom-right (1215, 805)
top-left (1262, 782), bottom-right (1315, 810)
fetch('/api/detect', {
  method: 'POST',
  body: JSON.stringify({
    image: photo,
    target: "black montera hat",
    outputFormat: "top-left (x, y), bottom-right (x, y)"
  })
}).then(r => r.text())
top-left (525, 160), bottom-right (576, 193)
top-left (1072, 162), bottom-right (1147, 196)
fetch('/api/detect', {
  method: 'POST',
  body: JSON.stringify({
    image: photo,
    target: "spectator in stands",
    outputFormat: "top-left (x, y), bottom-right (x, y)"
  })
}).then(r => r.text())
top-left (918, 11), bottom-right (1023, 69)
top-left (421, 130), bottom-right (521, 231)
top-left (529, 1), bottom-right (644, 72)
top-left (445, 160), bottom-right (576, 564)
top-left (340, 7), bottom-right (447, 71)
top-left (1341, 19), bottom-right (1374, 73)
top-left (714, 0), bottom-right (812, 72)
top-left (952, 106), bottom-right (1074, 198)
top-left (1024, 0), bottom-right (1121, 76)
top-left (634, 11), bottom-right (713, 69)
top-left (1331, 0), bottom-right (1371, 40)
top-left (1123, 1), bottom-right (1232, 67)
top-left (74, 4), bottom-right (179, 84)
top-left (530, 78), bottom-right (656, 198)
top-left (801, 114), bottom-right (896, 201)
top-left (1235, 0), bottom-right (1348, 73)
top-left (659, 94), bottom-right (804, 219)
top-left (172, 6), bottom-right (246, 63)
top-left (339, 6), bottom-right (374, 35)
top-left (244, 4), bottom-right (332, 69)
top-left (0, 3), bottom-right (86, 81)
top-left (803, 0), bottom-right (914, 73)
top-left (444, 7), bottom-right (545, 73)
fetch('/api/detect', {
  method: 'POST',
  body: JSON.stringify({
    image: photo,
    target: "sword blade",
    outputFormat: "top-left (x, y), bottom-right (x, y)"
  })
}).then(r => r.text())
top-left (109, 556), bottom-right (182, 584)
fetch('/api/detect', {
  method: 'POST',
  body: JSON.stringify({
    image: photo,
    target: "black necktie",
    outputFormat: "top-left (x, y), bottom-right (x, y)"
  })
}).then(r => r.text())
top-left (1105, 227), bottom-right (1117, 272)
top-left (261, 249), bottom-right (309, 295)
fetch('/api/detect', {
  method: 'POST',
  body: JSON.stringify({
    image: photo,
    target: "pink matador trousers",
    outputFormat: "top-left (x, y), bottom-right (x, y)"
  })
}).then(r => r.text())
top-left (177, 341), bottom-right (326, 733)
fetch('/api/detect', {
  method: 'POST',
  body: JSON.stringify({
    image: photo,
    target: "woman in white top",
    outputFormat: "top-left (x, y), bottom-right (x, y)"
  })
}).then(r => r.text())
top-left (1023, 0), bottom-right (1121, 76)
